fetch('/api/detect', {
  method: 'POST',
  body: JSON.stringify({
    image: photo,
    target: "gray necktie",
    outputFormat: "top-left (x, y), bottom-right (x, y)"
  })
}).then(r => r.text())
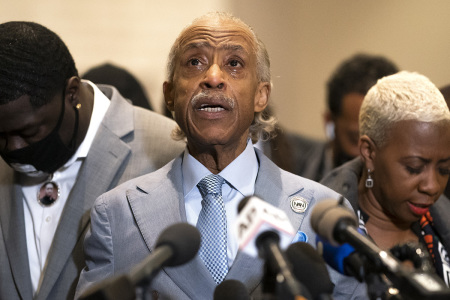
top-left (196, 174), bottom-right (228, 284)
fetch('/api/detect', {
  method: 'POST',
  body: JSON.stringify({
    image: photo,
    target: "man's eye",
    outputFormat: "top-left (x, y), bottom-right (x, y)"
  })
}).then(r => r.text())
top-left (229, 60), bottom-right (240, 67)
top-left (189, 59), bottom-right (201, 66)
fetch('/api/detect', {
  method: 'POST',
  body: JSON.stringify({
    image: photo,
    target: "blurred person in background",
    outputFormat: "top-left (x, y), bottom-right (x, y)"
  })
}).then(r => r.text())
top-left (82, 62), bottom-right (154, 111)
top-left (265, 53), bottom-right (398, 182)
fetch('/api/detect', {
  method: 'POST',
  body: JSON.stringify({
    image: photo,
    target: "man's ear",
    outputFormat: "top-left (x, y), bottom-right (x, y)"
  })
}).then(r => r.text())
top-left (360, 135), bottom-right (376, 170)
top-left (65, 76), bottom-right (81, 107)
top-left (254, 82), bottom-right (270, 113)
top-left (163, 81), bottom-right (174, 111)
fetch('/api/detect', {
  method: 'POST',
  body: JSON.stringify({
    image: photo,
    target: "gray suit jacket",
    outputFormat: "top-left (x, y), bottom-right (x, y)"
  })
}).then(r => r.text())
top-left (76, 149), bottom-right (358, 300)
top-left (0, 85), bottom-right (185, 300)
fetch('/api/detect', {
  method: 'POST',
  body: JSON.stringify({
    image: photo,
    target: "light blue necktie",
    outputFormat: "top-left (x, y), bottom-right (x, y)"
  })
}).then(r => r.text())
top-left (196, 174), bottom-right (228, 284)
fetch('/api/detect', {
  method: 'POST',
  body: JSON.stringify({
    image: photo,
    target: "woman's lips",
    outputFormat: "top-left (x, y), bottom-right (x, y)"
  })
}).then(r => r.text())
top-left (407, 202), bottom-right (431, 215)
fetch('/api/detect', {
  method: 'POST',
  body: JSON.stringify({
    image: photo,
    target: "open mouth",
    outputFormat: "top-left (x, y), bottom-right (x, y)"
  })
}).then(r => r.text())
top-left (192, 91), bottom-right (234, 113)
top-left (198, 104), bottom-right (225, 112)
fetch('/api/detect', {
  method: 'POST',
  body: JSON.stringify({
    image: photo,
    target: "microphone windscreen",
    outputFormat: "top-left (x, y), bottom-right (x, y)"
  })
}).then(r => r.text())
top-left (310, 198), bottom-right (357, 245)
top-left (155, 223), bottom-right (201, 266)
top-left (213, 279), bottom-right (250, 300)
top-left (285, 242), bottom-right (334, 298)
top-left (234, 196), bottom-right (295, 257)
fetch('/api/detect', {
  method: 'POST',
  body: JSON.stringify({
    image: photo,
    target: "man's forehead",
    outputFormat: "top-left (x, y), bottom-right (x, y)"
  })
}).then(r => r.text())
top-left (178, 19), bottom-right (257, 52)
top-left (183, 41), bottom-right (249, 54)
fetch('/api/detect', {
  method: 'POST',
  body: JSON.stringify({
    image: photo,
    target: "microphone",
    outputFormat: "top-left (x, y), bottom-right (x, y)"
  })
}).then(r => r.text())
top-left (285, 242), bottom-right (334, 300)
top-left (316, 234), bottom-right (366, 282)
top-left (79, 223), bottom-right (201, 300)
top-left (213, 279), bottom-right (250, 300)
top-left (389, 241), bottom-right (434, 273)
top-left (235, 196), bottom-right (295, 257)
top-left (310, 199), bottom-right (450, 300)
top-left (234, 196), bottom-right (311, 300)
top-left (316, 236), bottom-right (389, 300)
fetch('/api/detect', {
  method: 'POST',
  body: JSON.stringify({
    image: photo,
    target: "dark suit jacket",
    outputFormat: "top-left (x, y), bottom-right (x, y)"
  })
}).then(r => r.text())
top-left (0, 85), bottom-right (186, 300)
top-left (263, 128), bottom-right (331, 182)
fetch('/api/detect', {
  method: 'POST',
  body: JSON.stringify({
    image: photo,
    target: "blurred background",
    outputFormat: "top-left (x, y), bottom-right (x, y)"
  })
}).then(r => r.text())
top-left (2, 0), bottom-right (450, 140)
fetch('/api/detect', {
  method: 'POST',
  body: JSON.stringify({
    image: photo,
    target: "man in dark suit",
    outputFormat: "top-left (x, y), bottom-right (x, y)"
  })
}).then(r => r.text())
top-left (0, 21), bottom-right (185, 300)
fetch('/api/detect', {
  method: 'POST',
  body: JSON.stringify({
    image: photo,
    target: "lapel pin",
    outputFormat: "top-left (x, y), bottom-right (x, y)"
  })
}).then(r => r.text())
top-left (290, 196), bottom-right (308, 213)
top-left (293, 231), bottom-right (308, 243)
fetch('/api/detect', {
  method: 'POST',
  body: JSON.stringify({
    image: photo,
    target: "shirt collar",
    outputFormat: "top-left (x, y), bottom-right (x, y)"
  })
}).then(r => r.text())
top-left (182, 139), bottom-right (258, 197)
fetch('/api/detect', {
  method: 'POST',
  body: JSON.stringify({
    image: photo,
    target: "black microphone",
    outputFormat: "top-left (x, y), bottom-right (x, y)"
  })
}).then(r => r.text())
top-left (213, 279), bottom-right (250, 300)
top-left (310, 199), bottom-right (450, 300)
top-left (315, 235), bottom-right (390, 300)
top-left (79, 223), bottom-right (201, 300)
top-left (235, 196), bottom-right (312, 300)
top-left (389, 241), bottom-right (434, 273)
top-left (316, 233), bottom-right (366, 282)
top-left (285, 242), bottom-right (334, 300)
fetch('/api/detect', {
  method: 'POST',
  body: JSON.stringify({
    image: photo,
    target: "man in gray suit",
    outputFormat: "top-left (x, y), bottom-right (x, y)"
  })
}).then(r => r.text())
top-left (0, 22), bottom-right (185, 300)
top-left (76, 12), bottom-right (365, 300)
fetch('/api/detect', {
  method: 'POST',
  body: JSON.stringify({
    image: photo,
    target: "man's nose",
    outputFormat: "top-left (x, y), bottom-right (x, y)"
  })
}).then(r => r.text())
top-left (200, 64), bottom-right (225, 90)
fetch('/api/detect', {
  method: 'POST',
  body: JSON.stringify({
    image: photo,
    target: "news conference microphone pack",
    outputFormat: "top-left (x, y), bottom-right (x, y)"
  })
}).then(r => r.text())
top-left (310, 198), bottom-right (450, 300)
top-left (235, 196), bottom-right (313, 300)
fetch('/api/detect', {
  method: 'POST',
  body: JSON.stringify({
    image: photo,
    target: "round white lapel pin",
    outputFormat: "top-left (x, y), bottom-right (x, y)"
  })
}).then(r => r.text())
top-left (290, 196), bottom-right (308, 213)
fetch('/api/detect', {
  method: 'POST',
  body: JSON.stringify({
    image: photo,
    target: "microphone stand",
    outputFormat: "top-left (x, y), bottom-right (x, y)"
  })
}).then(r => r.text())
top-left (261, 262), bottom-right (278, 300)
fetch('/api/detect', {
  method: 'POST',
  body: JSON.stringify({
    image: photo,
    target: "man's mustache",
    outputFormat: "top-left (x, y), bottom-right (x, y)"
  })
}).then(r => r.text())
top-left (191, 91), bottom-right (235, 109)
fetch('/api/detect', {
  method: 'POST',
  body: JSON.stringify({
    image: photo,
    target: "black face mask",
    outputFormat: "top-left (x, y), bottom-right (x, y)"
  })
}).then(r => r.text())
top-left (0, 95), bottom-right (79, 175)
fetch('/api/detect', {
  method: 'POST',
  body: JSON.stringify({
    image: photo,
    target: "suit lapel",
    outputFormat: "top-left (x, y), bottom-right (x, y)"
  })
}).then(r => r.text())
top-left (37, 90), bottom-right (135, 299)
top-left (226, 150), bottom-right (314, 293)
top-left (128, 157), bottom-right (216, 299)
top-left (224, 152), bottom-right (285, 292)
top-left (0, 167), bottom-right (34, 299)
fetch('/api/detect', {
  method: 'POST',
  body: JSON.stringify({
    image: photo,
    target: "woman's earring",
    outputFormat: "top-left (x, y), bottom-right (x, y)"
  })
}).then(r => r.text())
top-left (365, 169), bottom-right (373, 188)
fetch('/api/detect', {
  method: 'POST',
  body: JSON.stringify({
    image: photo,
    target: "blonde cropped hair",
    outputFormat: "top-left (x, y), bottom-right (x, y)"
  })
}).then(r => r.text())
top-left (360, 71), bottom-right (450, 147)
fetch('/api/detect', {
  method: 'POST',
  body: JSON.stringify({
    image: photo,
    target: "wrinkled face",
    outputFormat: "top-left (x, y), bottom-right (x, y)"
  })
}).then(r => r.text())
top-left (371, 120), bottom-right (450, 224)
top-left (164, 18), bottom-right (269, 153)
top-left (333, 92), bottom-right (364, 162)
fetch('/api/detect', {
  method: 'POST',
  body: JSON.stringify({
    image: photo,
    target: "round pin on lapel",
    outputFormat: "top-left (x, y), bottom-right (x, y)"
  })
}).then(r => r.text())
top-left (37, 181), bottom-right (60, 206)
top-left (290, 196), bottom-right (308, 213)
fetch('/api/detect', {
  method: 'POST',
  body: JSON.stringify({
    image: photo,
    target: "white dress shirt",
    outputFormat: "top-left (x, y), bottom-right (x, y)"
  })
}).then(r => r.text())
top-left (21, 80), bottom-right (110, 294)
top-left (183, 140), bottom-right (259, 267)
